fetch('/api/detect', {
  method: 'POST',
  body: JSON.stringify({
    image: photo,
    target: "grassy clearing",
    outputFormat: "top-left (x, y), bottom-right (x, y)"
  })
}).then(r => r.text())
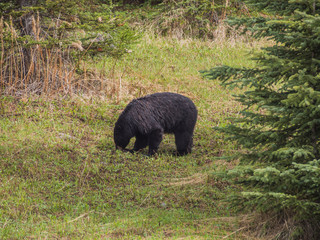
top-left (0, 34), bottom-right (260, 239)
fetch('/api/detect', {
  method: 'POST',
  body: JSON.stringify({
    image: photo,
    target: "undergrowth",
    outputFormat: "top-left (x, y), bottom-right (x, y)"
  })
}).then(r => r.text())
top-left (126, 0), bottom-right (252, 40)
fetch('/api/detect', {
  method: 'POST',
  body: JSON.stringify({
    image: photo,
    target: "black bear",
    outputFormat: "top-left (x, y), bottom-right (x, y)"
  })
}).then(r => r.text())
top-left (114, 92), bottom-right (197, 156)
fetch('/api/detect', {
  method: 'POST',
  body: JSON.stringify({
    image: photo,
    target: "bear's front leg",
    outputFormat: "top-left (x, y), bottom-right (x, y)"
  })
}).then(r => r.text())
top-left (148, 129), bottom-right (163, 156)
top-left (133, 134), bottom-right (148, 152)
top-left (174, 131), bottom-right (194, 156)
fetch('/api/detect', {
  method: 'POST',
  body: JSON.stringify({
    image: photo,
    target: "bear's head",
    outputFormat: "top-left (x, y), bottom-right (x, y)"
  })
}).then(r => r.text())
top-left (114, 119), bottom-right (134, 150)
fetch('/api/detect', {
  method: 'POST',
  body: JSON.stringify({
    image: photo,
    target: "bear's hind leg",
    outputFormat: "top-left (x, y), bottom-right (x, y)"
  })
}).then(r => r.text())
top-left (148, 129), bottom-right (163, 156)
top-left (133, 134), bottom-right (148, 152)
top-left (174, 131), bottom-right (193, 156)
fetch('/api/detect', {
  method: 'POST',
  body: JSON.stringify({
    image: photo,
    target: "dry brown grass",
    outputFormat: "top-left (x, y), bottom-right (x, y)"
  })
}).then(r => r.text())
top-left (0, 16), bottom-right (117, 98)
top-left (167, 173), bottom-right (208, 186)
top-left (236, 211), bottom-right (320, 240)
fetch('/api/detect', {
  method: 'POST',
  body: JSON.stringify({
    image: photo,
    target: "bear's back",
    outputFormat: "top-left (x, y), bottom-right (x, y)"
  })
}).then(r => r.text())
top-left (133, 92), bottom-right (197, 132)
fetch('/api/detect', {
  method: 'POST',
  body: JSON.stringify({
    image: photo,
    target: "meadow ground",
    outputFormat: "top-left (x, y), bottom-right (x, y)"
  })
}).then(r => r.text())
top-left (0, 34), bottom-right (261, 239)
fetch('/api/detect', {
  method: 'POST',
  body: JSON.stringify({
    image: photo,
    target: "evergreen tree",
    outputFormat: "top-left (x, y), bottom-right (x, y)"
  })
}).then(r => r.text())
top-left (202, 0), bottom-right (320, 238)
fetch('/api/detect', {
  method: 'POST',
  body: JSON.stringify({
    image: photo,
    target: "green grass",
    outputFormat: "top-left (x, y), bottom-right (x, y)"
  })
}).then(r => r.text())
top-left (0, 34), bottom-right (259, 239)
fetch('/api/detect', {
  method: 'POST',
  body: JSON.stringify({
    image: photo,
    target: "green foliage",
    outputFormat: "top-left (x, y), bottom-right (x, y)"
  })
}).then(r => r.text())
top-left (202, 0), bottom-right (320, 238)
top-left (0, 1), bottom-right (17, 16)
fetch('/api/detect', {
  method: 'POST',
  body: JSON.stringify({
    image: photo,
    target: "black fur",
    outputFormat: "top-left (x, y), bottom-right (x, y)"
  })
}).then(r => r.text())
top-left (114, 92), bottom-right (198, 156)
